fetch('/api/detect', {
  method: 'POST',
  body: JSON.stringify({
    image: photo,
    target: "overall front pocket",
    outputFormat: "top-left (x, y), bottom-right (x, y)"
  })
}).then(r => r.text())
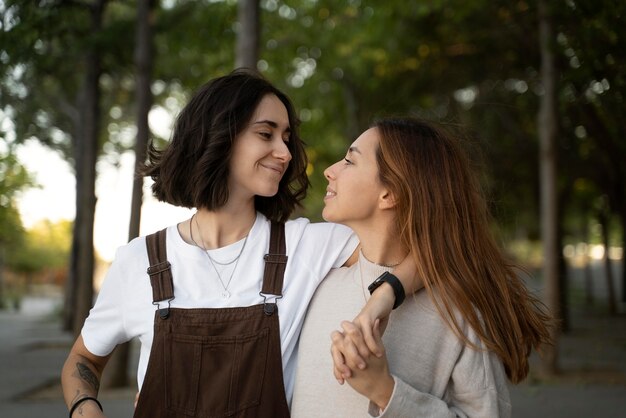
top-left (165, 327), bottom-right (270, 417)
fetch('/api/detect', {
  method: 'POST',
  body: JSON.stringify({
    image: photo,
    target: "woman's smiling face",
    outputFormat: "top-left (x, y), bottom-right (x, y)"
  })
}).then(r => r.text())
top-left (228, 94), bottom-right (292, 202)
top-left (322, 127), bottom-right (386, 227)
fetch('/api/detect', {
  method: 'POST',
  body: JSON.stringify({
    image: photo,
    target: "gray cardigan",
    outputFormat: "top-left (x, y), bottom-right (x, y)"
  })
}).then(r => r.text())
top-left (292, 253), bottom-right (511, 418)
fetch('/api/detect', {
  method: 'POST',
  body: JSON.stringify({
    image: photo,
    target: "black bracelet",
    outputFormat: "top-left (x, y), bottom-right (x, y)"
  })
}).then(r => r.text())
top-left (69, 396), bottom-right (103, 418)
top-left (367, 271), bottom-right (406, 309)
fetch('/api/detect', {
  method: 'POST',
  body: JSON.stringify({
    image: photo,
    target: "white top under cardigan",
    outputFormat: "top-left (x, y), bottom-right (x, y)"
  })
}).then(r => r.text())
top-left (81, 212), bottom-right (358, 403)
top-left (292, 252), bottom-right (511, 417)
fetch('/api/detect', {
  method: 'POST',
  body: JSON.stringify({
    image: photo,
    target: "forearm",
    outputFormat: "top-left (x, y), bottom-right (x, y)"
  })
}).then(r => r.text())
top-left (375, 376), bottom-right (459, 418)
top-left (62, 337), bottom-right (109, 416)
top-left (62, 353), bottom-right (102, 405)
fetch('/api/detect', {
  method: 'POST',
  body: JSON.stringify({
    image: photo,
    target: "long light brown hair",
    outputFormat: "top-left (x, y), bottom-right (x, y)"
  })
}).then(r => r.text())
top-left (374, 117), bottom-right (552, 383)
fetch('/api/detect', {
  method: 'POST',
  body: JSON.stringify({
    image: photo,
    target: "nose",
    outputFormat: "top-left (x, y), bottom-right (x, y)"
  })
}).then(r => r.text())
top-left (273, 139), bottom-right (292, 163)
top-left (324, 161), bottom-right (339, 181)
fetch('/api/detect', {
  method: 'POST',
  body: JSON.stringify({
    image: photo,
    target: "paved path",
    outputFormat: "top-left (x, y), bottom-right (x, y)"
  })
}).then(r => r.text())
top-left (0, 288), bottom-right (625, 417)
top-left (0, 295), bottom-right (134, 417)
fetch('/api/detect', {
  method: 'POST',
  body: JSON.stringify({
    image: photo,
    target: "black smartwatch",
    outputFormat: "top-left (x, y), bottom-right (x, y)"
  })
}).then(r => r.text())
top-left (367, 271), bottom-right (406, 309)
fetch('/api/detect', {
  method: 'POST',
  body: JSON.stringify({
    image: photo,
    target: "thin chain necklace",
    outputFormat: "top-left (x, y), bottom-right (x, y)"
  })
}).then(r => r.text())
top-left (357, 252), bottom-right (368, 303)
top-left (357, 250), bottom-right (401, 302)
top-left (360, 249), bottom-right (402, 268)
top-left (194, 215), bottom-right (248, 265)
top-left (190, 214), bottom-right (249, 299)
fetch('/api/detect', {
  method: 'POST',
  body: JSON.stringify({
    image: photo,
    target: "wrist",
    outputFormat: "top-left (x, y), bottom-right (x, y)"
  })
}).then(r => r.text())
top-left (372, 373), bottom-right (395, 410)
top-left (368, 272), bottom-right (406, 309)
top-left (69, 396), bottom-right (103, 417)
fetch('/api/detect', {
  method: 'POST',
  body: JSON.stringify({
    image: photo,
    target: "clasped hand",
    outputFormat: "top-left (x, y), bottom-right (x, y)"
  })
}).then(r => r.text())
top-left (330, 318), bottom-right (395, 410)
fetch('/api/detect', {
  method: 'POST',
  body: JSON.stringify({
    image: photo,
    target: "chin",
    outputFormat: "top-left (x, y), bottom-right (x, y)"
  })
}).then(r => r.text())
top-left (321, 208), bottom-right (335, 222)
top-left (256, 187), bottom-right (280, 197)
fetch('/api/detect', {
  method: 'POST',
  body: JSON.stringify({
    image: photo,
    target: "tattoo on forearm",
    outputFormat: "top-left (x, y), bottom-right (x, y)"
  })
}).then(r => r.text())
top-left (76, 362), bottom-right (100, 392)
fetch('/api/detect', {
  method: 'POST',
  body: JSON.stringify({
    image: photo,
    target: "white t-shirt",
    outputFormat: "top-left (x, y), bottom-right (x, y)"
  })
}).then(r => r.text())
top-left (81, 213), bottom-right (358, 403)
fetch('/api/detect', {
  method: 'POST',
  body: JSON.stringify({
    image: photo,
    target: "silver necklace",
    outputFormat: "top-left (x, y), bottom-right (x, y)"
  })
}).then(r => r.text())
top-left (357, 252), bottom-right (368, 303)
top-left (190, 214), bottom-right (249, 299)
top-left (357, 250), bottom-right (400, 302)
top-left (194, 215), bottom-right (248, 265)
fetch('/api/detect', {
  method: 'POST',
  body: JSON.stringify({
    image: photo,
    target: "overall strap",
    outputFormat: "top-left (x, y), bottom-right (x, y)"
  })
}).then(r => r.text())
top-left (261, 221), bottom-right (287, 315)
top-left (145, 228), bottom-right (175, 318)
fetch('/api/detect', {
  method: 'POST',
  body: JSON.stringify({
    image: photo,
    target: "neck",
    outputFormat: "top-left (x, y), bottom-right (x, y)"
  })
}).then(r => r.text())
top-left (191, 203), bottom-right (256, 249)
top-left (348, 216), bottom-right (407, 267)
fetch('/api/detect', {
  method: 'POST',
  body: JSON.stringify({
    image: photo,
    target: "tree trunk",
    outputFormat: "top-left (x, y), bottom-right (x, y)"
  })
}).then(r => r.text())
top-left (582, 215), bottom-right (594, 306)
top-left (71, 0), bottom-right (106, 336)
top-left (537, 0), bottom-right (560, 375)
top-left (129, 0), bottom-right (154, 243)
top-left (235, 0), bottom-right (259, 69)
top-left (557, 201), bottom-right (569, 332)
top-left (102, 0), bottom-right (155, 389)
top-left (620, 202), bottom-right (626, 303)
top-left (598, 210), bottom-right (616, 315)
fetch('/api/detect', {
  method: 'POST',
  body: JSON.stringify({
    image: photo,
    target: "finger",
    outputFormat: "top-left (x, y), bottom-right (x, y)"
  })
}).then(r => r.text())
top-left (372, 319), bottom-right (386, 358)
top-left (333, 327), bottom-right (366, 371)
top-left (358, 317), bottom-right (382, 358)
top-left (330, 343), bottom-right (348, 383)
top-left (379, 316), bottom-right (389, 335)
top-left (341, 320), bottom-right (371, 362)
top-left (330, 331), bottom-right (351, 380)
top-left (337, 324), bottom-right (370, 370)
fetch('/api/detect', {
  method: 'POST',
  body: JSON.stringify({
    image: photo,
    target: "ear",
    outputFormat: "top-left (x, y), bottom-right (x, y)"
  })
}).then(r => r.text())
top-left (378, 188), bottom-right (398, 210)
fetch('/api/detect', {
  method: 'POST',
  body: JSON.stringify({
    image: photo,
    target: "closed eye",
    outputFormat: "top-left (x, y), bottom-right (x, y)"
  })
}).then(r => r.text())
top-left (259, 132), bottom-right (272, 139)
top-left (344, 158), bottom-right (353, 165)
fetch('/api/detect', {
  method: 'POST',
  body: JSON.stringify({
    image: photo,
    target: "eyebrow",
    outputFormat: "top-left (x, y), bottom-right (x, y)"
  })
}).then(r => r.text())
top-left (253, 120), bottom-right (291, 133)
top-left (348, 146), bottom-right (362, 155)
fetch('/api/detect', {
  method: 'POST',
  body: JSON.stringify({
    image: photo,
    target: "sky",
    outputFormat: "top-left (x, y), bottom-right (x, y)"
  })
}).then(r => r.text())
top-left (14, 109), bottom-right (193, 263)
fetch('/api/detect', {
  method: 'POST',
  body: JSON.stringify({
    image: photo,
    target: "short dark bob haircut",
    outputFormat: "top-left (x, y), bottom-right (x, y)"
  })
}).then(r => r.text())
top-left (142, 69), bottom-right (309, 222)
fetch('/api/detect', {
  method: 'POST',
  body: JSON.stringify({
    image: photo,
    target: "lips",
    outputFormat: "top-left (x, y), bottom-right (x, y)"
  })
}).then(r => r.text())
top-left (260, 162), bottom-right (284, 176)
top-left (324, 186), bottom-right (336, 200)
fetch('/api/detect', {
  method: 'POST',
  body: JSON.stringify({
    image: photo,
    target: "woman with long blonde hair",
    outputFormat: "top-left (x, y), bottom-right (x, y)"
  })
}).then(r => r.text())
top-left (292, 117), bottom-right (552, 417)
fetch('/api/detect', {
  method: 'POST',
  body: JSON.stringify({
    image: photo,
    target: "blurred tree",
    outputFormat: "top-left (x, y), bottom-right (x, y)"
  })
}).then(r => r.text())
top-left (69, 0), bottom-right (108, 337)
top-left (101, 0), bottom-right (157, 390)
top-left (2, 0), bottom-right (625, 383)
top-left (557, 0), bottom-right (626, 305)
top-left (8, 219), bottom-right (72, 280)
top-left (0, 149), bottom-right (31, 308)
top-left (236, 0), bottom-right (260, 69)
top-left (537, 0), bottom-right (559, 375)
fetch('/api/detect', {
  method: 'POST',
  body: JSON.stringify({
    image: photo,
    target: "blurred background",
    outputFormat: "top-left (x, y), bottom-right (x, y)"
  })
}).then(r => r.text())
top-left (0, 0), bottom-right (625, 417)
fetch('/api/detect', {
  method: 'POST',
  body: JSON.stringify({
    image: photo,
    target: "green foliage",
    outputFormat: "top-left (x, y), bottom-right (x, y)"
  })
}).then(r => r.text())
top-left (7, 219), bottom-right (72, 274)
top-left (0, 149), bottom-right (32, 249)
top-left (2, 0), bottom-right (625, 247)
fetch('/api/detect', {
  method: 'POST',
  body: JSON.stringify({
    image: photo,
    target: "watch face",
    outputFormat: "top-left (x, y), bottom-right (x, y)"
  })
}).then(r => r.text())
top-left (368, 276), bottom-right (384, 294)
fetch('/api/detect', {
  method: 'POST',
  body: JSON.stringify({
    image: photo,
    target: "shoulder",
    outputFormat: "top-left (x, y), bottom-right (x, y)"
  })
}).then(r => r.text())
top-left (111, 234), bottom-right (148, 265)
top-left (289, 217), bottom-right (354, 239)
top-left (110, 225), bottom-right (179, 269)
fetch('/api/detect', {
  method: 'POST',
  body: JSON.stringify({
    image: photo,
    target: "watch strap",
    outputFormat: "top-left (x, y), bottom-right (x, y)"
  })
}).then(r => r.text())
top-left (368, 271), bottom-right (406, 309)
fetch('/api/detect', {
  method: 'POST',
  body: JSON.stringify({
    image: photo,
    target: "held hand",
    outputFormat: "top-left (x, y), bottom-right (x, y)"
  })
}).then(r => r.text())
top-left (337, 320), bottom-right (395, 410)
top-left (330, 318), bottom-right (379, 383)
top-left (330, 328), bottom-right (353, 384)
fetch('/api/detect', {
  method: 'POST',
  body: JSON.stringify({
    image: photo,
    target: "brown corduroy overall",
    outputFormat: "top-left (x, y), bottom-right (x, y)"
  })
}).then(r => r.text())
top-left (134, 222), bottom-right (290, 418)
